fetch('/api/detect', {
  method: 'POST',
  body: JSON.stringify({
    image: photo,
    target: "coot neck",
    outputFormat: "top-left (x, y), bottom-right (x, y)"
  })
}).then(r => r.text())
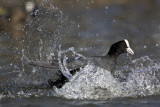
top-left (107, 51), bottom-right (122, 61)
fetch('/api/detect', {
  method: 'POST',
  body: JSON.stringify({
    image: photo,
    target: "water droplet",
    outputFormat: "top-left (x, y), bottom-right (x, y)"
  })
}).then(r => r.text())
top-left (25, 1), bottom-right (35, 13)
top-left (105, 6), bottom-right (109, 9)
top-left (32, 68), bottom-right (36, 73)
top-left (37, 27), bottom-right (42, 32)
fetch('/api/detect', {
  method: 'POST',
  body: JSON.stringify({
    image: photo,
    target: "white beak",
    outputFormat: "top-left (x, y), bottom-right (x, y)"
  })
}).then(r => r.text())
top-left (126, 47), bottom-right (134, 55)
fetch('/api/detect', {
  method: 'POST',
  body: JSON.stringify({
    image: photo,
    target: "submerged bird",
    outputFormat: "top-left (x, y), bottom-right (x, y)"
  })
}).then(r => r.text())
top-left (29, 39), bottom-right (134, 88)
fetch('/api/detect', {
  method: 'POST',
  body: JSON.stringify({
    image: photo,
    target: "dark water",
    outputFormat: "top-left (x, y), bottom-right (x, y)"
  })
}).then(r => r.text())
top-left (1, 0), bottom-right (160, 106)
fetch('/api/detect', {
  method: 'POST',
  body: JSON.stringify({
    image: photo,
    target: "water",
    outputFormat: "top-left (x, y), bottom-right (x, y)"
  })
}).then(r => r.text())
top-left (1, 0), bottom-right (160, 106)
top-left (53, 56), bottom-right (160, 100)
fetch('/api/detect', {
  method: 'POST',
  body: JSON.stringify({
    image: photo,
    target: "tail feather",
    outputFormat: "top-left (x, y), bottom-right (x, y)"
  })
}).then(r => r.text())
top-left (28, 61), bottom-right (59, 69)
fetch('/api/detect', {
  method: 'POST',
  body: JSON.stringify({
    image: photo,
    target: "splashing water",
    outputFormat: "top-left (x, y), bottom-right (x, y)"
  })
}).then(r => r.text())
top-left (53, 56), bottom-right (160, 100)
top-left (57, 45), bottom-right (86, 80)
top-left (2, 42), bottom-right (160, 100)
top-left (4, 0), bottom-right (160, 100)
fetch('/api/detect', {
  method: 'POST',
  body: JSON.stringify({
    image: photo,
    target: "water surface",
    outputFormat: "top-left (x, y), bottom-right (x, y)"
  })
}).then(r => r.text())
top-left (1, 0), bottom-right (160, 106)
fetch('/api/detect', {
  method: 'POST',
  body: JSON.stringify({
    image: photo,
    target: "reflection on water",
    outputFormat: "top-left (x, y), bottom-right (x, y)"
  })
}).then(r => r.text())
top-left (1, 0), bottom-right (160, 106)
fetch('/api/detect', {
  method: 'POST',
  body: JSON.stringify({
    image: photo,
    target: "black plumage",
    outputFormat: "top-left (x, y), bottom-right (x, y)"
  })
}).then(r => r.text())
top-left (28, 39), bottom-right (134, 88)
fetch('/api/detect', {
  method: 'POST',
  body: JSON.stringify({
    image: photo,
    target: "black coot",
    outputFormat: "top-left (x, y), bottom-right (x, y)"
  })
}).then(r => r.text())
top-left (29, 39), bottom-right (134, 88)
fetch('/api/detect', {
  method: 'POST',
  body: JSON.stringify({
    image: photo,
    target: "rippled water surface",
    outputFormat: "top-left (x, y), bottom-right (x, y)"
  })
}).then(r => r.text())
top-left (1, 0), bottom-right (160, 106)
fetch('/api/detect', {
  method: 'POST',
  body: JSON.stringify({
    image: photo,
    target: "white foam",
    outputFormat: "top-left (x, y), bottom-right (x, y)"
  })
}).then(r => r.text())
top-left (53, 56), bottom-right (160, 100)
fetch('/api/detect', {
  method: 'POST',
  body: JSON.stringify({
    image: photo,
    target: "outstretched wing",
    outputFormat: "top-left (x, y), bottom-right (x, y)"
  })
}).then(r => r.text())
top-left (28, 57), bottom-right (87, 69)
top-left (28, 61), bottom-right (59, 69)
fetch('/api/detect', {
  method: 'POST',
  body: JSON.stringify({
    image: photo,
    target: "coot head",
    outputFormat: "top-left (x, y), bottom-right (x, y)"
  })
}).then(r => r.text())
top-left (107, 39), bottom-right (134, 57)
